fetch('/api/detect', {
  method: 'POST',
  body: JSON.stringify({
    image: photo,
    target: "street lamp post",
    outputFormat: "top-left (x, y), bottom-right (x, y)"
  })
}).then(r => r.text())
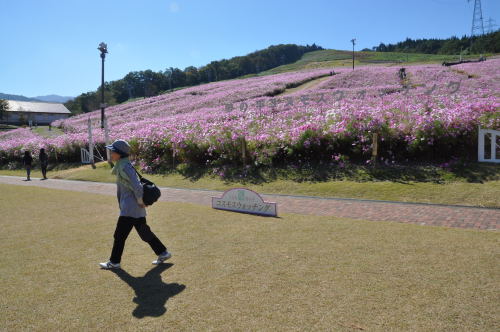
top-left (98, 42), bottom-right (112, 165)
top-left (351, 38), bottom-right (356, 70)
top-left (98, 42), bottom-right (108, 128)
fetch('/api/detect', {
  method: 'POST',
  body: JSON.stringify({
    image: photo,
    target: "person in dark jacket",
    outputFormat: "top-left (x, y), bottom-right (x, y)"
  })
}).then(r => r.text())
top-left (39, 148), bottom-right (48, 180)
top-left (22, 151), bottom-right (33, 181)
top-left (99, 139), bottom-right (171, 270)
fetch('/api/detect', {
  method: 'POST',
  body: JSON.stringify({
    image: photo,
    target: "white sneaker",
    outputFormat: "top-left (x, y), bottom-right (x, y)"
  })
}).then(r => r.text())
top-left (152, 251), bottom-right (172, 265)
top-left (99, 261), bottom-right (121, 269)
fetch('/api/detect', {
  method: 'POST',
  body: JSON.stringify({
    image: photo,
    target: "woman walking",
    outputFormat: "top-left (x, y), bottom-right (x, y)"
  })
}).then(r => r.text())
top-left (39, 148), bottom-right (48, 180)
top-left (99, 139), bottom-right (171, 270)
top-left (22, 150), bottom-right (33, 181)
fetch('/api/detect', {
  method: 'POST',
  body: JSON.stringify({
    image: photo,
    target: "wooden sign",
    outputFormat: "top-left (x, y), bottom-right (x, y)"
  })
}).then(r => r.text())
top-left (212, 188), bottom-right (277, 217)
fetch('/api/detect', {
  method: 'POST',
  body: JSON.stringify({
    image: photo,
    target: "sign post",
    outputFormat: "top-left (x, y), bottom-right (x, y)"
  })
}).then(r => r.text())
top-left (212, 188), bottom-right (277, 217)
top-left (88, 117), bottom-right (96, 169)
top-left (104, 116), bottom-right (112, 166)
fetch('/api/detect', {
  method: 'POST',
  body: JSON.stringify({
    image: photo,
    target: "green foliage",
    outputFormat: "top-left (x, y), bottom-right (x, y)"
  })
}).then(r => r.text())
top-left (64, 88), bottom-right (116, 115)
top-left (374, 30), bottom-right (500, 55)
top-left (0, 99), bottom-right (9, 121)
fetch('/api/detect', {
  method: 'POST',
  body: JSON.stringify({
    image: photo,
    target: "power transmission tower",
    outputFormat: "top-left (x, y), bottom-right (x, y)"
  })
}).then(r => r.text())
top-left (468, 0), bottom-right (485, 36)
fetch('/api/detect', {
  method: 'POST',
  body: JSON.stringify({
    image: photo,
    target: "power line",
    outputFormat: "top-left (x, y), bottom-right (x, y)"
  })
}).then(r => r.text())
top-left (485, 17), bottom-right (498, 33)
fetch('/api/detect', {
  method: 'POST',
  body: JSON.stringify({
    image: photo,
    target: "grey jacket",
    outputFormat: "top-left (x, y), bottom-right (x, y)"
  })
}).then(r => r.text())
top-left (116, 161), bottom-right (146, 218)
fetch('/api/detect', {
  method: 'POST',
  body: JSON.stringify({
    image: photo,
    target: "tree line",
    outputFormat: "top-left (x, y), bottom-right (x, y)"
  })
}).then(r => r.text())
top-left (65, 43), bottom-right (323, 114)
top-left (371, 29), bottom-right (500, 55)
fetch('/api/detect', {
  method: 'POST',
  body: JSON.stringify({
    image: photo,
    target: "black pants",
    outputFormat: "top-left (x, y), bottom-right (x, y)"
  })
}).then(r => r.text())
top-left (41, 165), bottom-right (47, 178)
top-left (110, 216), bottom-right (167, 264)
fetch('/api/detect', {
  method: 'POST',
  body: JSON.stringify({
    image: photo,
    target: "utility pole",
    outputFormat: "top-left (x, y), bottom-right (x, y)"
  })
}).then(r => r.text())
top-left (350, 38), bottom-right (356, 70)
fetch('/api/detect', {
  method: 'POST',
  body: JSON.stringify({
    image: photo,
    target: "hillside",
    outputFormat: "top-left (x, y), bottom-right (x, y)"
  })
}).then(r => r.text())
top-left (64, 43), bottom-right (323, 114)
top-left (34, 95), bottom-right (74, 103)
top-left (0, 93), bottom-right (35, 102)
top-left (64, 48), bottom-right (493, 115)
top-left (63, 39), bottom-right (498, 115)
top-left (1, 59), bottom-right (498, 172)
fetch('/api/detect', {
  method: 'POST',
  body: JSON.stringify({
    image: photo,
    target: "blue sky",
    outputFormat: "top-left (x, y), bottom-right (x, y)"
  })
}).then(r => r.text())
top-left (0, 0), bottom-right (498, 97)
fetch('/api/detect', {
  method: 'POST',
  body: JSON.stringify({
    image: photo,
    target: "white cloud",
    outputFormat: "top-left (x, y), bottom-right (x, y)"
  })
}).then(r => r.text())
top-left (189, 49), bottom-right (201, 59)
top-left (114, 42), bottom-right (126, 51)
top-left (169, 1), bottom-right (180, 13)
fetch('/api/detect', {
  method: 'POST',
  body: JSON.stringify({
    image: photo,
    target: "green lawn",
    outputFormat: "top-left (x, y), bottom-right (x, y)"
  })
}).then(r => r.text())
top-left (0, 183), bottom-right (498, 331)
top-left (2, 161), bottom-right (499, 208)
top-left (31, 125), bottom-right (64, 137)
top-left (0, 124), bottom-right (19, 131)
top-left (261, 49), bottom-right (494, 75)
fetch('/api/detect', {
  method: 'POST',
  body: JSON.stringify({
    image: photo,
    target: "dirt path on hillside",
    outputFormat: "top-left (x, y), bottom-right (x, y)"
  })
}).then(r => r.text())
top-left (279, 75), bottom-right (332, 96)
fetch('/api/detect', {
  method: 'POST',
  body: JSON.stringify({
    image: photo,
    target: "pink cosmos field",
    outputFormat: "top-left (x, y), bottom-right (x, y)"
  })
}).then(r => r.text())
top-left (0, 60), bottom-right (498, 171)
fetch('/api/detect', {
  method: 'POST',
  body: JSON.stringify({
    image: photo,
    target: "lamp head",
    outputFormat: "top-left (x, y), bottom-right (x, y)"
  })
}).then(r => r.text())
top-left (98, 42), bottom-right (108, 54)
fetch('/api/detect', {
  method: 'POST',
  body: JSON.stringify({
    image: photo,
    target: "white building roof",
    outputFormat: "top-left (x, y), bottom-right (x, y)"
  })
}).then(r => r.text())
top-left (6, 100), bottom-right (71, 114)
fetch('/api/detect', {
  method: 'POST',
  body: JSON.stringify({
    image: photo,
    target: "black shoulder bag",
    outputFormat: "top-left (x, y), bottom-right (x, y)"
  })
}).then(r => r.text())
top-left (132, 167), bottom-right (161, 206)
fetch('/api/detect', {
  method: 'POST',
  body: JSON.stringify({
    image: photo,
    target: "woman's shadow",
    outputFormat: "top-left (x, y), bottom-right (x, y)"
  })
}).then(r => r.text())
top-left (111, 264), bottom-right (186, 318)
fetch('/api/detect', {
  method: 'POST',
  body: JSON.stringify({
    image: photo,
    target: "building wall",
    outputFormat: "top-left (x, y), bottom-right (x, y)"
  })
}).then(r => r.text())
top-left (2, 112), bottom-right (69, 125)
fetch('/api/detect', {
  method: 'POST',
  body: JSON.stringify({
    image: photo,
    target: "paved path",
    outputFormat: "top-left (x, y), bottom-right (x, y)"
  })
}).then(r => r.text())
top-left (1, 175), bottom-right (498, 230)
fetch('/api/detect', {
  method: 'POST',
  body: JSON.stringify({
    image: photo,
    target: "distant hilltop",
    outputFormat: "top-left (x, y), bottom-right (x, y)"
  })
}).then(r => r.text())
top-left (0, 92), bottom-right (73, 103)
top-left (33, 94), bottom-right (74, 103)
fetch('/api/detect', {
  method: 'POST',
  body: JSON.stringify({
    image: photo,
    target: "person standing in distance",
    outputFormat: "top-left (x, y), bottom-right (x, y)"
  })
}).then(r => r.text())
top-left (39, 148), bottom-right (48, 180)
top-left (22, 150), bottom-right (33, 181)
top-left (99, 139), bottom-right (171, 270)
